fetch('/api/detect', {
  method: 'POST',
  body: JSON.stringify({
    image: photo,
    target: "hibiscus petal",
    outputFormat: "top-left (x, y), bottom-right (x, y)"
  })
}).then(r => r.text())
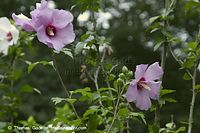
top-left (135, 90), bottom-right (151, 110)
top-left (144, 62), bottom-right (163, 81)
top-left (37, 0), bottom-right (48, 9)
top-left (56, 23), bottom-right (75, 44)
top-left (50, 39), bottom-right (65, 51)
top-left (146, 81), bottom-right (161, 100)
top-left (12, 13), bottom-right (34, 32)
top-left (0, 28), bottom-right (6, 40)
top-left (135, 64), bottom-right (148, 80)
top-left (0, 17), bottom-right (11, 33)
top-left (52, 9), bottom-right (73, 29)
top-left (10, 25), bottom-right (19, 44)
top-left (0, 40), bottom-right (10, 55)
top-left (125, 80), bottom-right (138, 102)
top-left (36, 8), bottom-right (53, 27)
top-left (36, 25), bottom-right (51, 46)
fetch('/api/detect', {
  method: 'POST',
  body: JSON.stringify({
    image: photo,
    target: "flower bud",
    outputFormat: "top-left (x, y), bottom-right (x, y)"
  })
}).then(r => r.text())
top-left (127, 71), bottom-right (133, 78)
top-left (119, 73), bottom-right (125, 79)
top-left (117, 78), bottom-right (123, 86)
top-left (122, 66), bottom-right (128, 73)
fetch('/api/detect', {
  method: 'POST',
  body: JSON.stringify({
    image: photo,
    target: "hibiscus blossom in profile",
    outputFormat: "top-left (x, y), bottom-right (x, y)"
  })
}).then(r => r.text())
top-left (0, 17), bottom-right (19, 55)
top-left (12, 0), bottom-right (75, 51)
top-left (125, 62), bottom-right (164, 110)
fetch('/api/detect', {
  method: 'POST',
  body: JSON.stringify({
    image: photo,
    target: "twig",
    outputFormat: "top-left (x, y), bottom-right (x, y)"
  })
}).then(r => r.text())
top-left (187, 59), bottom-right (198, 133)
top-left (9, 52), bottom-right (16, 124)
top-left (100, 50), bottom-right (115, 105)
top-left (155, 0), bottom-right (169, 128)
top-left (169, 46), bottom-right (193, 79)
top-left (93, 50), bottom-right (106, 106)
top-left (107, 85), bottom-right (126, 132)
top-left (52, 53), bottom-right (80, 120)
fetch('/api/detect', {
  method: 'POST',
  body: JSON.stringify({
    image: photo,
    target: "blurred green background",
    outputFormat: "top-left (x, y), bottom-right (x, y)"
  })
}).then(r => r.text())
top-left (0, 0), bottom-right (200, 132)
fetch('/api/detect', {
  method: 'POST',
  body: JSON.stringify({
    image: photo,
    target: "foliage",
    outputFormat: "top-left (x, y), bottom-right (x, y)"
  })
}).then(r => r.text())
top-left (0, 0), bottom-right (200, 133)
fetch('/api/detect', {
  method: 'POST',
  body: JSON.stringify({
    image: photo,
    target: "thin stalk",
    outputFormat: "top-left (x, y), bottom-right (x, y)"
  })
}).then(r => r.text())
top-left (169, 46), bottom-right (193, 79)
top-left (126, 102), bottom-right (130, 133)
top-left (187, 60), bottom-right (198, 133)
top-left (155, 0), bottom-right (169, 127)
top-left (100, 50), bottom-right (115, 105)
top-left (52, 53), bottom-right (80, 120)
top-left (127, 119), bottom-right (130, 133)
top-left (93, 51), bottom-right (106, 106)
top-left (10, 52), bottom-right (16, 124)
top-left (107, 85), bottom-right (126, 132)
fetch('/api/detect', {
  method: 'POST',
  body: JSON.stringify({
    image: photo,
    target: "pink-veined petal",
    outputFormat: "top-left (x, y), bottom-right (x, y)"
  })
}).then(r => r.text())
top-left (135, 89), bottom-right (151, 110)
top-left (52, 9), bottom-right (73, 29)
top-left (12, 13), bottom-right (34, 32)
top-left (144, 62), bottom-right (163, 81)
top-left (49, 39), bottom-right (65, 51)
top-left (135, 64), bottom-right (148, 80)
top-left (36, 8), bottom-right (53, 27)
top-left (126, 80), bottom-right (138, 102)
top-left (36, 25), bottom-right (51, 46)
top-left (55, 23), bottom-right (75, 44)
top-left (146, 81), bottom-right (162, 100)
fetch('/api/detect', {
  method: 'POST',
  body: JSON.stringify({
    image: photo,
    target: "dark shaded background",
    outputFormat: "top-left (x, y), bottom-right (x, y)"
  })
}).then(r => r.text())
top-left (0, 0), bottom-right (200, 132)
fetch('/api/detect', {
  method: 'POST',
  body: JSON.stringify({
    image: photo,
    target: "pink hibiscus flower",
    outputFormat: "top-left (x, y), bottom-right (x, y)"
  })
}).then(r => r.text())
top-left (12, 0), bottom-right (75, 51)
top-left (125, 62), bottom-right (164, 110)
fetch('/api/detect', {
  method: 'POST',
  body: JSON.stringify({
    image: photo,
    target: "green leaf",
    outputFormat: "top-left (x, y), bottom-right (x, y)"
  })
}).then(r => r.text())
top-left (0, 83), bottom-right (9, 90)
top-left (182, 56), bottom-right (195, 69)
top-left (160, 89), bottom-right (176, 97)
top-left (72, 87), bottom-right (91, 94)
top-left (183, 73), bottom-right (191, 80)
top-left (195, 84), bottom-right (200, 93)
top-left (154, 41), bottom-right (164, 51)
top-left (66, 98), bottom-right (77, 104)
top-left (98, 87), bottom-right (117, 93)
top-left (149, 16), bottom-right (161, 25)
top-left (27, 61), bottom-right (53, 74)
top-left (19, 116), bottom-right (39, 126)
top-left (164, 98), bottom-right (177, 103)
top-left (51, 97), bottom-right (66, 105)
top-left (81, 33), bottom-right (90, 41)
top-left (9, 69), bottom-right (22, 80)
top-left (197, 49), bottom-right (200, 57)
top-left (60, 48), bottom-right (73, 59)
top-left (19, 85), bottom-right (33, 93)
top-left (130, 112), bottom-right (146, 124)
top-left (118, 108), bottom-right (129, 118)
top-left (188, 42), bottom-right (197, 51)
top-left (83, 106), bottom-right (99, 120)
top-left (176, 127), bottom-right (186, 132)
top-left (185, 1), bottom-right (200, 12)
top-left (148, 124), bottom-right (159, 133)
top-left (75, 42), bottom-right (85, 55)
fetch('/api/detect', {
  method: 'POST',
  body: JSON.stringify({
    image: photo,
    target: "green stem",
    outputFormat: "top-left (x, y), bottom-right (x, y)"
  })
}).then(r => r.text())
top-left (93, 50), bottom-right (106, 106)
top-left (107, 85), bottom-right (126, 132)
top-left (169, 46), bottom-right (193, 79)
top-left (155, 0), bottom-right (169, 128)
top-left (52, 53), bottom-right (80, 120)
top-left (10, 52), bottom-right (16, 124)
top-left (187, 60), bottom-right (198, 133)
top-left (100, 50), bottom-right (115, 105)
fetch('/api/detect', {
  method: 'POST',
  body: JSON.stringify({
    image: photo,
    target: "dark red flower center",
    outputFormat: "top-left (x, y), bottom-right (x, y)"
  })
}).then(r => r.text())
top-left (46, 25), bottom-right (56, 37)
top-left (6, 32), bottom-right (13, 42)
top-left (137, 77), bottom-right (146, 90)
